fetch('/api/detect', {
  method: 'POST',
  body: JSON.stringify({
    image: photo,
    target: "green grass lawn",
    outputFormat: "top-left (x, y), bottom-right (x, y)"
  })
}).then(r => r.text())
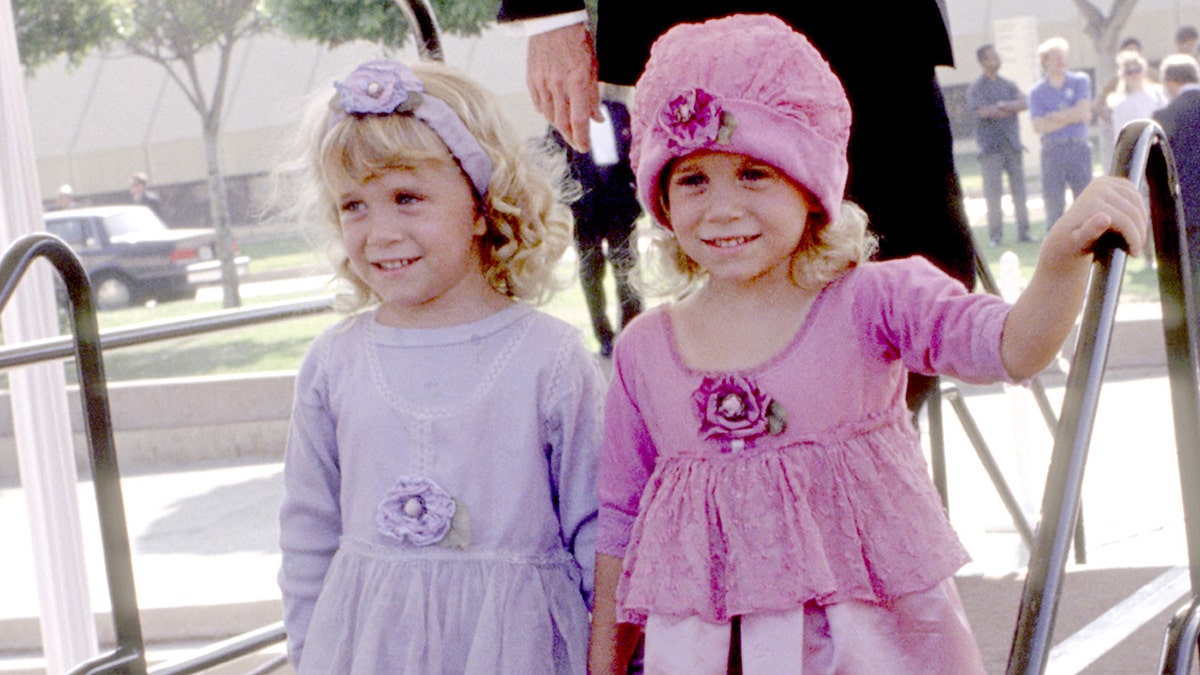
top-left (74, 231), bottom-right (602, 383)
top-left (972, 230), bottom-right (1162, 305)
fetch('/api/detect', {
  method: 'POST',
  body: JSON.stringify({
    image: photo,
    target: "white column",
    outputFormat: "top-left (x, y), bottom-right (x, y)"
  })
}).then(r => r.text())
top-left (0, 2), bottom-right (99, 672)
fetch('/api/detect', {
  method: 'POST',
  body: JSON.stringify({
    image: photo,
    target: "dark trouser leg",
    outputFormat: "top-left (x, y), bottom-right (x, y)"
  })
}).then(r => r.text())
top-left (1004, 150), bottom-right (1031, 239)
top-left (1065, 141), bottom-right (1095, 203)
top-left (980, 153), bottom-right (1006, 244)
top-left (1041, 145), bottom-right (1068, 230)
top-left (576, 233), bottom-right (614, 355)
top-left (906, 372), bottom-right (939, 414)
top-left (608, 226), bottom-right (643, 329)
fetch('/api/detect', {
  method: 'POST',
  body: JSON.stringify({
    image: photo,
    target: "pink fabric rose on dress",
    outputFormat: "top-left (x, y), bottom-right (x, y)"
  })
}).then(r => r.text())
top-left (375, 475), bottom-right (456, 546)
top-left (336, 59), bottom-right (425, 116)
top-left (694, 375), bottom-right (787, 450)
top-left (659, 88), bottom-right (725, 152)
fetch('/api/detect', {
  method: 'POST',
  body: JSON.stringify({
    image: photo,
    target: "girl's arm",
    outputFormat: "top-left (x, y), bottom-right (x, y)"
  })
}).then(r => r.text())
top-left (589, 553), bottom-right (643, 675)
top-left (546, 331), bottom-right (607, 606)
top-left (1001, 176), bottom-right (1148, 379)
top-left (278, 338), bottom-right (342, 667)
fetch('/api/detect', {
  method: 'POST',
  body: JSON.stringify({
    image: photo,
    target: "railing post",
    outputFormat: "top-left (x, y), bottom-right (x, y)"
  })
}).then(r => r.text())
top-left (392, 0), bottom-right (444, 62)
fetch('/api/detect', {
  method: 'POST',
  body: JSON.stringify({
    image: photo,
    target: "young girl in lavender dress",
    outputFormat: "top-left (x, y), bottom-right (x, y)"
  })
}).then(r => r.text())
top-left (589, 14), bottom-right (1148, 674)
top-left (275, 59), bottom-right (603, 673)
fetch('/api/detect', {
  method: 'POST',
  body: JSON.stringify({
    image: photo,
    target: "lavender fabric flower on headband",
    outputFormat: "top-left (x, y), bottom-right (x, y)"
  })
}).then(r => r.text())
top-left (659, 88), bottom-right (732, 152)
top-left (694, 375), bottom-right (787, 450)
top-left (336, 60), bottom-right (425, 116)
top-left (375, 475), bottom-right (457, 546)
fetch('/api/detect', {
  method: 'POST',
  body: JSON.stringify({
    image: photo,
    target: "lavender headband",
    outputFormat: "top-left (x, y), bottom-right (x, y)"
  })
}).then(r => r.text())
top-left (329, 60), bottom-right (493, 196)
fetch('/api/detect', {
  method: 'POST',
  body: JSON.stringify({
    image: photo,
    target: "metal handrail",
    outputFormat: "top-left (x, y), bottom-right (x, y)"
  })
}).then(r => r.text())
top-left (392, 0), bottom-right (443, 62)
top-left (0, 243), bottom-right (333, 674)
top-left (938, 383), bottom-right (1036, 548)
top-left (148, 622), bottom-right (288, 675)
top-left (1006, 120), bottom-right (1198, 673)
top-left (0, 233), bottom-right (147, 675)
top-left (0, 294), bottom-right (335, 369)
top-left (1153, 116), bottom-right (1200, 671)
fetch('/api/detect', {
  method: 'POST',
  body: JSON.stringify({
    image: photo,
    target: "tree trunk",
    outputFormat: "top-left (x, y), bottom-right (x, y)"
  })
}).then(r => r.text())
top-left (202, 115), bottom-right (241, 309)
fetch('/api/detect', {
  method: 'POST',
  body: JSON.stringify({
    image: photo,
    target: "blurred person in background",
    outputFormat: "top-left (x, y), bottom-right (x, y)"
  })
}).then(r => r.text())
top-left (968, 44), bottom-right (1032, 246)
top-left (128, 172), bottom-right (165, 220)
top-left (1030, 37), bottom-right (1094, 231)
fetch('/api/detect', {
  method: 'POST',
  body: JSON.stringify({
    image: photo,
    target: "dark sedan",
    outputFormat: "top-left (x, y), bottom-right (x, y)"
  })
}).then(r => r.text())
top-left (44, 205), bottom-right (249, 310)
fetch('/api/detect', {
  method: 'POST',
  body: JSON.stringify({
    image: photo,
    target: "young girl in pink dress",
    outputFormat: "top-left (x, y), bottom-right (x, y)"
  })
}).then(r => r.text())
top-left (589, 14), bottom-right (1148, 674)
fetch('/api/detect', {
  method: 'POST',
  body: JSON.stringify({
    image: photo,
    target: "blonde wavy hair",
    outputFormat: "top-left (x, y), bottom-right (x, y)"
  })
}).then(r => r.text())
top-left (271, 61), bottom-right (573, 311)
top-left (636, 200), bottom-right (878, 298)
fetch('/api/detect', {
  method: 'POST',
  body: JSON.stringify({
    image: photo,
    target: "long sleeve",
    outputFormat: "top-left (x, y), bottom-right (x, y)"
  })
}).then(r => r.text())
top-left (277, 335), bottom-right (342, 667)
top-left (596, 341), bottom-right (657, 559)
top-left (544, 331), bottom-right (605, 608)
top-left (853, 258), bottom-right (1012, 385)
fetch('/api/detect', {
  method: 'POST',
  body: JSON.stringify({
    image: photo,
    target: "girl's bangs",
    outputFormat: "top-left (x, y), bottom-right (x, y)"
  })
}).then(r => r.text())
top-left (323, 115), bottom-right (453, 186)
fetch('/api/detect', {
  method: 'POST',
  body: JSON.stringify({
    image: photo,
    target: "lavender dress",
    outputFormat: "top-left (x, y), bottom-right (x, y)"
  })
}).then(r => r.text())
top-left (279, 304), bottom-right (603, 674)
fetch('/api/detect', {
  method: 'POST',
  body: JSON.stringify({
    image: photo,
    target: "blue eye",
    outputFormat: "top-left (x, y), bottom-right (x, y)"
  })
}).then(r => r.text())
top-left (740, 166), bottom-right (773, 181)
top-left (673, 171), bottom-right (707, 188)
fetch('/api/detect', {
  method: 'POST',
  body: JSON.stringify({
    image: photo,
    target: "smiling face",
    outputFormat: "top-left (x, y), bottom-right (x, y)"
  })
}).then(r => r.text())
top-left (664, 150), bottom-right (817, 287)
top-left (335, 159), bottom-right (501, 327)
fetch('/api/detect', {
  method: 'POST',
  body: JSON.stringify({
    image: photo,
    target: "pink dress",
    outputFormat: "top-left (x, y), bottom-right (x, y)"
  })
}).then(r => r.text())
top-left (598, 258), bottom-right (1011, 629)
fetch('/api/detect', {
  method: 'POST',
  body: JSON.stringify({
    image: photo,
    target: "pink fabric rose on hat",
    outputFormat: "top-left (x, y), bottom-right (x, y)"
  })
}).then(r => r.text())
top-left (660, 88), bottom-right (723, 152)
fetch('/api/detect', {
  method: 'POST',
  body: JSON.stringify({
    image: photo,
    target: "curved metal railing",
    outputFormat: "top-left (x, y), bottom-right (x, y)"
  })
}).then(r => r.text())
top-left (1004, 120), bottom-right (1200, 673)
top-left (392, 0), bottom-right (443, 62)
top-left (0, 234), bottom-right (147, 674)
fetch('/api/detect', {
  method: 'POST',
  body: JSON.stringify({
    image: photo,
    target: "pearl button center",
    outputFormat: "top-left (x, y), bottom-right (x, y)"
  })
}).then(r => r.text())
top-left (403, 496), bottom-right (426, 517)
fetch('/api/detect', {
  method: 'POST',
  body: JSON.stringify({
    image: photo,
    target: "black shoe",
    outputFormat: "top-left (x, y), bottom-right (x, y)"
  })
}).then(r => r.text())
top-left (1017, 235), bottom-right (1039, 243)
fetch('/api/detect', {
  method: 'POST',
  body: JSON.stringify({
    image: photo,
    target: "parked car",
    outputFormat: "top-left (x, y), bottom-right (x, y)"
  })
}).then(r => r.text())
top-left (43, 205), bottom-right (250, 310)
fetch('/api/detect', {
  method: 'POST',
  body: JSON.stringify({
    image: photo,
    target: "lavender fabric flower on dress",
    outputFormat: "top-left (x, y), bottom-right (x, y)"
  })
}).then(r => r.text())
top-left (659, 88), bottom-right (726, 152)
top-left (375, 476), bottom-right (457, 546)
top-left (694, 375), bottom-right (787, 449)
top-left (336, 60), bottom-right (425, 116)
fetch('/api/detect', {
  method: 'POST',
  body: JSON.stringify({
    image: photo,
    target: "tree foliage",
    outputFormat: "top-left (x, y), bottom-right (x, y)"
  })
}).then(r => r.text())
top-left (266, 0), bottom-right (495, 49)
top-left (13, 0), bottom-right (117, 71)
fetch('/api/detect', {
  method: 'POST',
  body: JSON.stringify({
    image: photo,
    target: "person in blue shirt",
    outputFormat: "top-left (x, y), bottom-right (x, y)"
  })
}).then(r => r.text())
top-left (1030, 37), bottom-right (1094, 230)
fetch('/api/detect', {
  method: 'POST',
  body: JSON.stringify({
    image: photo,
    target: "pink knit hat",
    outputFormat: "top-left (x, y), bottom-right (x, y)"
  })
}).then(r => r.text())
top-left (631, 14), bottom-right (852, 227)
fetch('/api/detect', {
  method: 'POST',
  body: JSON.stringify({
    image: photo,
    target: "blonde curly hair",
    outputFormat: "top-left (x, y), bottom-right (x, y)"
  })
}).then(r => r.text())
top-left (636, 200), bottom-right (877, 298)
top-left (272, 61), bottom-right (573, 312)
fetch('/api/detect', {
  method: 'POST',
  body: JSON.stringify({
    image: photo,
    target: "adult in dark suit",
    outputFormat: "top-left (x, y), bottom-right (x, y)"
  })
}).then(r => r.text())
top-left (547, 97), bottom-right (644, 358)
top-left (1154, 54), bottom-right (1200, 261)
top-left (500, 3), bottom-right (974, 409)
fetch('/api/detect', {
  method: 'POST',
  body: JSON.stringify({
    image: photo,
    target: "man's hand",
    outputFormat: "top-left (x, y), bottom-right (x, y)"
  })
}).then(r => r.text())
top-left (527, 23), bottom-right (602, 151)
